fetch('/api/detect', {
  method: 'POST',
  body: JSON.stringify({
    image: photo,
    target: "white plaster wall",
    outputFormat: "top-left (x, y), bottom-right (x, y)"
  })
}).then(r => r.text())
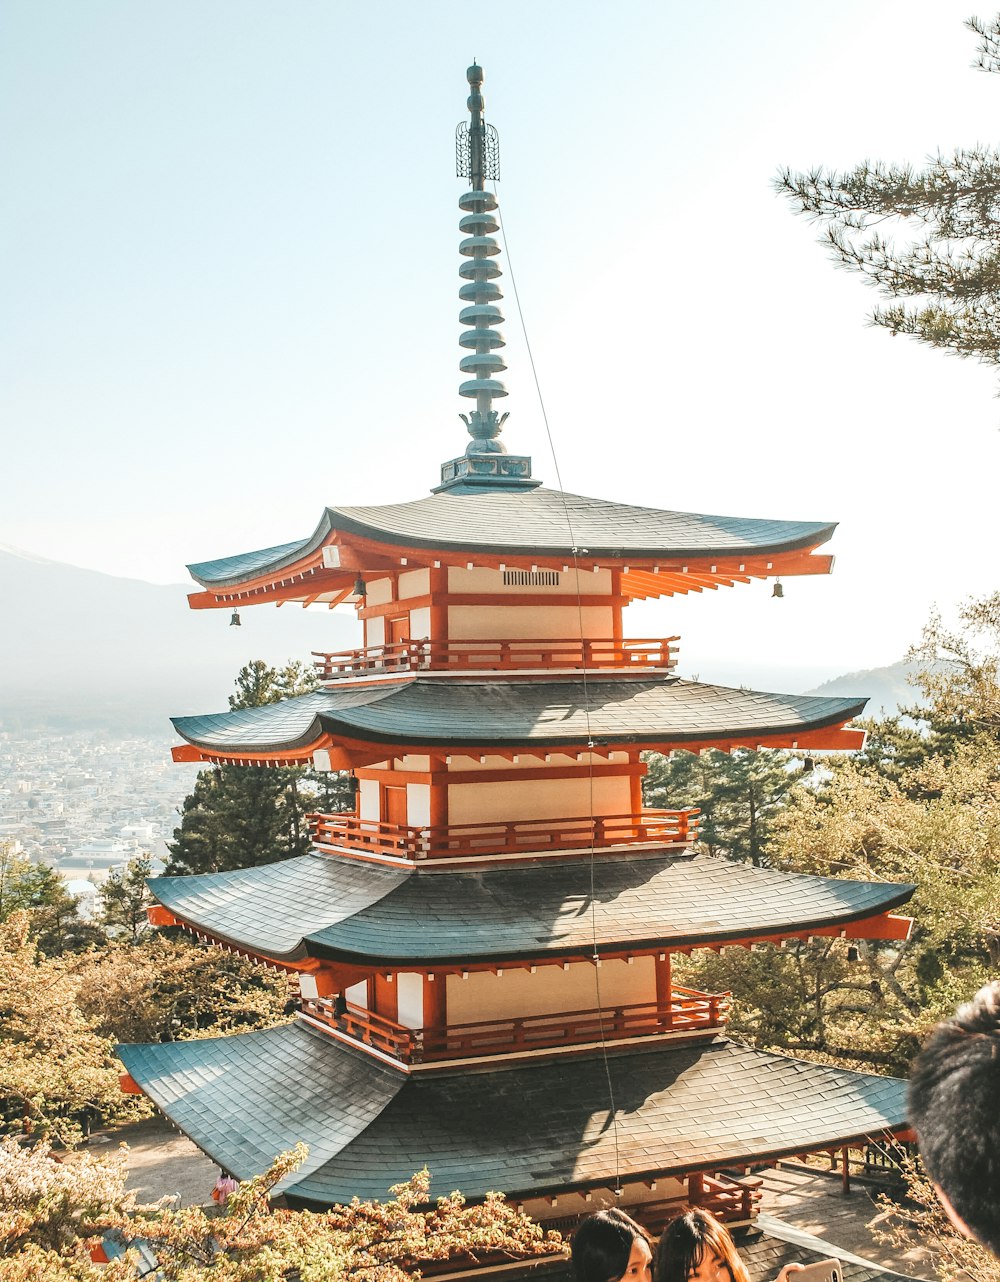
top-left (406, 783), bottom-right (430, 826)
top-left (396, 973), bottom-right (423, 1027)
top-left (299, 973), bottom-right (320, 1000)
top-left (446, 957), bottom-right (655, 1024)
top-left (447, 605), bottom-right (613, 641)
top-left (409, 606), bottom-right (431, 638)
top-left (447, 775), bottom-right (632, 824)
top-left (399, 569), bottom-right (430, 598)
top-left (448, 567), bottom-right (613, 596)
top-left (358, 779), bottom-right (380, 821)
top-left (447, 752), bottom-right (629, 771)
top-left (366, 615), bottom-right (386, 647)
top-left (366, 577), bottom-right (394, 606)
top-left (400, 755), bottom-right (430, 771)
top-left (345, 980), bottom-right (369, 1008)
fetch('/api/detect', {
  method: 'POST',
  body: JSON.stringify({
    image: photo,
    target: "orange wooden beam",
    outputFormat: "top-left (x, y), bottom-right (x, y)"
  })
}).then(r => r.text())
top-left (172, 723), bottom-right (865, 769)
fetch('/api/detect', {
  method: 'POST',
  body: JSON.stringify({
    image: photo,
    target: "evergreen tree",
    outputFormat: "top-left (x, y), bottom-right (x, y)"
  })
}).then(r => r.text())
top-left (643, 747), bottom-right (802, 866)
top-left (0, 843), bottom-right (101, 957)
top-left (98, 857), bottom-right (152, 943)
top-left (778, 15), bottom-right (1000, 379)
top-left (167, 659), bottom-right (351, 875)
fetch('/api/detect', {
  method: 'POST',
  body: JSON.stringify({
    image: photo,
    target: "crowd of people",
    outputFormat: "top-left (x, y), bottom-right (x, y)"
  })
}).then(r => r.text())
top-left (571, 980), bottom-right (1000, 1282)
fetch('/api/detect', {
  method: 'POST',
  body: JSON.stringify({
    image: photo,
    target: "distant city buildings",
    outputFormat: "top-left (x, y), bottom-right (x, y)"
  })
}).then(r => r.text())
top-left (0, 731), bottom-right (196, 898)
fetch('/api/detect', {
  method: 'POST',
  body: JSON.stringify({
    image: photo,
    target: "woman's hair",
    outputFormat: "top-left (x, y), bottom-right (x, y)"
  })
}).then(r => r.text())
top-left (654, 1209), bottom-right (749, 1282)
top-left (571, 1208), bottom-right (651, 1282)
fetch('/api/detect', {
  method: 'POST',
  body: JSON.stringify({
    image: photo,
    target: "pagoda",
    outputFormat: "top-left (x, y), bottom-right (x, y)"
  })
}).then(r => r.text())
top-left (119, 66), bottom-right (916, 1230)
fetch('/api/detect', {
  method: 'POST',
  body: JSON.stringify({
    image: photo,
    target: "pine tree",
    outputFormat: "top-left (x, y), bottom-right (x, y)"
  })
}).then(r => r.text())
top-left (167, 660), bottom-right (352, 875)
top-left (778, 15), bottom-right (1000, 379)
top-left (98, 857), bottom-right (152, 943)
top-left (643, 747), bottom-right (802, 866)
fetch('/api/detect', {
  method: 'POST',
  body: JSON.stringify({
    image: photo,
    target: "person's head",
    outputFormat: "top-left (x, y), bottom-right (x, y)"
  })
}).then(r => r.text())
top-left (571, 1208), bottom-right (652, 1282)
top-left (654, 1209), bottom-right (749, 1282)
top-left (908, 980), bottom-right (1000, 1257)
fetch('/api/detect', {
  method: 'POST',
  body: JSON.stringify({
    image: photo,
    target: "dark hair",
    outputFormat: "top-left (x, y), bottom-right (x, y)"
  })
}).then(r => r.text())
top-left (908, 980), bottom-right (1000, 1256)
top-left (654, 1209), bottom-right (749, 1282)
top-left (572, 1209), bottom-right (650, 1282)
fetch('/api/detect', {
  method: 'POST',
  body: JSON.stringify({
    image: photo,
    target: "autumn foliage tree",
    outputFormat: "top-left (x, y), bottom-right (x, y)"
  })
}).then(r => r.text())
top-left (0, 913), bottom-right (139, 1144)
top-left (1, 1138), bottom-right (563, 1282)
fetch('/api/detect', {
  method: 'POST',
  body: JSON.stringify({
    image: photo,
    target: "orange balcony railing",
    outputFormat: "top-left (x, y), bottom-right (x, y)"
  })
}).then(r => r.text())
top-left (300, 984), bottom-right (729, 1065)
top-left (313, 636), bottom-right (679, 680)
top-left (308, 808), bottom-right (699, 860)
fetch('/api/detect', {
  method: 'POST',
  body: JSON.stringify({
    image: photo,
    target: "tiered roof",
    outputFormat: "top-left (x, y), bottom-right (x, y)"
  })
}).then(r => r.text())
top-left (117, 1029), bottom-right (907, 1208)
top-left (147, 852), bottom-right (914, 966)
top-left (186, 489), bottom-right (837, 608)
top-left (171, 679), bottom-right (867, 766)
top-left (120, 62), bottom-right (915, 1220)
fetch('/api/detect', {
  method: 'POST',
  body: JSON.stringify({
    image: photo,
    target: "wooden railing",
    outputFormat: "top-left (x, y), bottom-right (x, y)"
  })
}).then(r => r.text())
top-left (308, 808), bottom-right (699, 860)
top-left (300, 985), bottom-right (729, 1065)
top-left (541, 1173), bottom-right (761, 1235)
top-left (313, 636), bottom-right (679, 679)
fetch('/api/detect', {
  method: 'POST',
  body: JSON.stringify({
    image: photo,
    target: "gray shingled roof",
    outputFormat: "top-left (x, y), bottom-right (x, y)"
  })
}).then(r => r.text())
top-left (171, 678), bottom-right (866, 754)
top-left (148, 852), bottom-right (914, 964)
top-left (187, 488), bottom-right (835, 588)
top-left (117, 1029), bottom-right (907, 1207)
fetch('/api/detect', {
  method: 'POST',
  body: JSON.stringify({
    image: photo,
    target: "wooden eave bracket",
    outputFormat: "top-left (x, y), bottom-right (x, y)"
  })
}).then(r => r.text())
top-left (146, 904), bottom-right (178, 928)
top-left (170, 724), bottom-right (865, 769)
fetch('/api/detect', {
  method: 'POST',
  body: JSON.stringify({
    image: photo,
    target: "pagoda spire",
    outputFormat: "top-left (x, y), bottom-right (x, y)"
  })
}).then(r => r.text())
top-left (437, 63), bottom-right (539, 492)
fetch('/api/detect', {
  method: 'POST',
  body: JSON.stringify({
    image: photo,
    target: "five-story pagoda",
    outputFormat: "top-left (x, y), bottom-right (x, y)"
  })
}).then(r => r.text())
top-left (119, 65), bottom-right (915, 1228)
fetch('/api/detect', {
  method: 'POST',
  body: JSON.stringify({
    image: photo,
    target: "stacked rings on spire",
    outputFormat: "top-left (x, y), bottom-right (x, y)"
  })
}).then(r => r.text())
top-left (458, 189), bottom-right (507, 401)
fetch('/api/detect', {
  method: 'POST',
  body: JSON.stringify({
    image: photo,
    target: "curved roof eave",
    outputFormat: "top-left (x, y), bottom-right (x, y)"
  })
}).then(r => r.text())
top-left (184, 490), bottom-right (838, 590)
top-left (147, 851), bottom-right (914, 966)
top-left (170, 679), bottom-right (867, 758)
top-left (117, 1029), bottom-right (908, 1206)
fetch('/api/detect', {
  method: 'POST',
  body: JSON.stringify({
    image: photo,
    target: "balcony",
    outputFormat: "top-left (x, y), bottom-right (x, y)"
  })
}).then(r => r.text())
top-left (300, 984), bottom-right (730, 1066)
top-left (313, 636), bottom-right (679, 680)
top-left (309, 808), bottom-right (699, 861)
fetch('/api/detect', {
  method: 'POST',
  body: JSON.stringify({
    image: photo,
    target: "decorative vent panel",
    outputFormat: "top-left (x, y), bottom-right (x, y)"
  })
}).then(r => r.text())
top-left (502, 570), bottom-right (560, 587)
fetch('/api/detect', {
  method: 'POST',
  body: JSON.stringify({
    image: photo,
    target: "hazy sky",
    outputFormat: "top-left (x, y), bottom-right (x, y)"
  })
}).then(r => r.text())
top-left (3, 1), bottom-right (998, 684)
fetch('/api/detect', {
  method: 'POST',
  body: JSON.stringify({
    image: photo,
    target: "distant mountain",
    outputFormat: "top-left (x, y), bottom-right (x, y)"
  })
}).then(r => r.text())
top-left (805, 659), bottom-right (924, 719)
top-left (0, 546), bottom-right (356, 733)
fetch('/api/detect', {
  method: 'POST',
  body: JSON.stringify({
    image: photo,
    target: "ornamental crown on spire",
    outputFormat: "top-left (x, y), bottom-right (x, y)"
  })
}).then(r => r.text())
top-left (437, 63), bottom-right (540, 492)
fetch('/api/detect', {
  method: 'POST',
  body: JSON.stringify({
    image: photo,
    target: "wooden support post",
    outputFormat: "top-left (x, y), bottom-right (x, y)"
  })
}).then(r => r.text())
top-left (842, 1146), bottom-right (851, 1195)
top-left (611, 571), bottom-right (623, 644)
top-left (428, 756), bottom-right (448, 832)
top-left (429, 566), bottom-right (448, 642)
top-left (374, 973), bottom-right (398, 1023)
top-left (655, 953), bottom-right (672, 1028)
top-left (687, 1172), bottom-right (704, 1206)
top-left (629, 753), bottom-right (643, 817)
top-left (423, 972), bottom-right (447, 1038)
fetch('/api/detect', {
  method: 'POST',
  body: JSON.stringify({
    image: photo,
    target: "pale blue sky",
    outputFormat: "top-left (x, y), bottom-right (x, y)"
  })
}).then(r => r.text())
top-left (2, 1), bottom-right (997, 681)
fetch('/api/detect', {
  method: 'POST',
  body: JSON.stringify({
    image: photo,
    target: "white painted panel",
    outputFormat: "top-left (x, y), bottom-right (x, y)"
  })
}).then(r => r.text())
top-left (448, 605), bottom-right (613, 641)
top-left (366, 577), bottom-right (394, 606)
top-left (345, 980), bottom-right (368, 1008)
top-left (407, 783), bottom-right (430, 826)
top-left (299, 973), bottom-right (319, 1000)
top-left (366, 615), bottom-right (385, 646)
top-left (359, 778), bottom-right (380, 821)
top-left (446, 957), bottom-right (655, 1024)
top-left (447, 567), bottom-right (613, 595)
top-left (399, 569), bottom-right (430, 598)
top-left (409, 606), bottom-right (431, 638)
top-left (396, 973), bottom-right (423, 1028)
top-left (447, 775), bottom-right (631, 824)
